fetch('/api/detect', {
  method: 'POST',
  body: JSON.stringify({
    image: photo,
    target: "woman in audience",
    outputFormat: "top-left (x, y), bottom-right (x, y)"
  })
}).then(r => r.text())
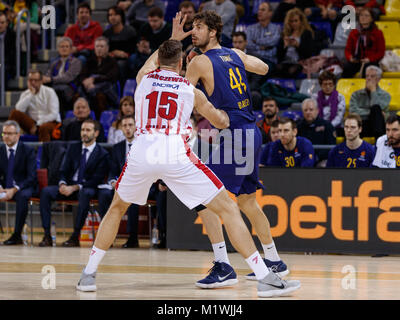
top-left (315, 71), bottom-right (346, 136)
top-left (275, 8), bottom-right (317, 78)
top-left (342, 7), bottom-right (385, 78)
top-left (107, 96), bottom-right (135, 144)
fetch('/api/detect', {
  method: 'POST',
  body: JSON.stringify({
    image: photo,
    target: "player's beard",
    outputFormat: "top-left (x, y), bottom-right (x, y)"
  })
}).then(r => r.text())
top-left (265, 111), bottom-right (276, 119)
top-left (388, 136), bottom-right (400, 147)
top-left (194, 36), bottom-right (210, 51)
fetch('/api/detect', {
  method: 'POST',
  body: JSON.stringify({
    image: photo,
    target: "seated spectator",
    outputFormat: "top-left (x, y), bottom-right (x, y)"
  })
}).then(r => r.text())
top-left (38, 119), bottom-right (109, 247)
top-left (103, 5), bottom-right (137, 85)
top-left (0, 11), bottom-right (16, 83)
top-left (260, 119), bottom-right (281, 166)
top-left (98, 115), bottom-right (140, 248)
top-left (349, 65), bottom-right (390, 139)
top-left (231, 31), bottom-right (262, 109)
top-left (275, 8), bottom-right (318, 78)
top-left (64, 2), bottom-right (103, 66)
top-left (138, 7), bottom-right (172, 53)
top-left (79, 36), bottom-right (120, 120)
top-left (297, 98), bottom-right (336, 166)
top-left (342, 7), bottom-right (385, 78)
top-left (245, 2), bottom-right (281, 73)
top-left (107, 96), bottom-right (135, 144)
top-left (126, 0), bottom-right (166, 31)
top-left (0, 121), bottom-right (36, 245)
top-left (127, 37), bottom-right (152, 78)
top-left (179, 1), bottom-right (196, 54)
top-left (327, 113), bottom-right (375, 167)
top-left (42, 37), bottom-right (82, 117)
top-left (267, 117), bottom-right (315, 167)
top-left (315, 71), bottom-right (346, 136)
top-left (257, 97), bottom-right (280, 144)
top-left (202, 0), bottom-right (237, 47)
top-left (373, 113), bottom-right (400, 168)
top-left (61, 97), bottom-right (106, 142)
top-left (10, 70), bottom-right (61, 142)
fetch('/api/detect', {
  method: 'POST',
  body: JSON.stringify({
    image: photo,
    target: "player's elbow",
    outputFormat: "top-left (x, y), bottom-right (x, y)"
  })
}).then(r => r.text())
top-left (214, 113), bottom-right (230, 129)
top-left (260, 63), bottom-right (269, 75)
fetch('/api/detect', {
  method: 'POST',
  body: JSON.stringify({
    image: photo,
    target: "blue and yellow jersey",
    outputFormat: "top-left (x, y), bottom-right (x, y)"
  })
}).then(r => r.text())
top-left (393, 147), bottom-right (400, 168)
top-left (199, 47), bottom-right (256, 128)
top-left (326, 141), bottom-right (376, 168)
top-left (267, 137), bottom-right (315, 167)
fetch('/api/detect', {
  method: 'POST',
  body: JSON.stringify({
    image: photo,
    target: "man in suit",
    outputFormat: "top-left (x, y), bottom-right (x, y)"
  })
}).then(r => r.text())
top-left (98, 115), bottom-right (141, 248)
top-left (38, 119), bottom-right (109, 247)
top-left (0, 121), bottom-right (36, 245)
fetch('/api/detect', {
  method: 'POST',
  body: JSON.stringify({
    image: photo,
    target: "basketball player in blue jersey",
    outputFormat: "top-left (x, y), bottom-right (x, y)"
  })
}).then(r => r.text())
top-left (268, 117), bottom-right (315, 168)
top-left (327, 113), bottom-right (375, 168)
top-left (179, 10), bottom-right (291, 288)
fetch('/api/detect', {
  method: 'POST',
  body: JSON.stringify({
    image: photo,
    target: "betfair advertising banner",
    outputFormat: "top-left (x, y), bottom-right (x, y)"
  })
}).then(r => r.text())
top-left (167, 168), bottom-right (400, 254)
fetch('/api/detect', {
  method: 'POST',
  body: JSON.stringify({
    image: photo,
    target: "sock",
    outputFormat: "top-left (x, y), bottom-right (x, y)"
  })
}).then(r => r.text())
top-left (262, 241), bottom-right (281, 262)
top-left (212, 242), bottom-right (230, 264)
top-left (84, 246), bottom-right (106, 274)
top-left (245, 251), bottom-right (270, 280)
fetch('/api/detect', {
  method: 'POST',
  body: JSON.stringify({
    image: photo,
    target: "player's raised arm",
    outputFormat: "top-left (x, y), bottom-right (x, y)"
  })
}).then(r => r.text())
top-left (136, 11), bottom-right (192, 85)
top-left (193, 88), bottom-right (230, 129)
top-left (232, 48), bottom-right (269, 76)
top-left (136, 49), bottom-right (160, 85)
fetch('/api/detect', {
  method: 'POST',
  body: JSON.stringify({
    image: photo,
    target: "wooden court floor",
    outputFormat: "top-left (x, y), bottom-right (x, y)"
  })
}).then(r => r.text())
top-left (0, 235), bottom-right (399, 300)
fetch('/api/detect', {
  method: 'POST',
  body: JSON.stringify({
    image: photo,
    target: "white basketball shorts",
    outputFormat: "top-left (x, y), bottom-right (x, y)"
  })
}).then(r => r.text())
top-left (116, 134), bottom-right (224, 209)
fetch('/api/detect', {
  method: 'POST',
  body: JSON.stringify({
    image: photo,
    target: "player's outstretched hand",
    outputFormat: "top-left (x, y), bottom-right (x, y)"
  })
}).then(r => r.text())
top-left (171, 11), bottom-right (192, 42)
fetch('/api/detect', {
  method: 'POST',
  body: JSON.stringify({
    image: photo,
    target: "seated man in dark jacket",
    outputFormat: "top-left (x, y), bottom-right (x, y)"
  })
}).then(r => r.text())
top-left (42, 37), bottom-right (82, 117)
top-left (38, 119), bottom-right (109, 247)
top-left (79, 36), bottom-right (119, 120)
top-left (0, 121), bottom-right (36, 245)
top-left (297, 98), bottom-right (336, 167)
top-left (61, 97), bottom-right (106, 142)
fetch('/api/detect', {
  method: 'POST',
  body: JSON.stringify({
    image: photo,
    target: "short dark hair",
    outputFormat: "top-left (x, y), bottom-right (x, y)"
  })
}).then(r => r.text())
top-left (121, 114), bottom-right (135, 122)
top-left (148, 6), bottom-right (164, 18)
top-left (179, 1), bottom-right (196, 11)
top-left (82, 119), bottom-right (100, 132)
top-left (263, 96), bottom-right (278, 105)
top-left (318, 70), bottom-right (337, 85)
top-left (158, 39), bottom-right (183, 67)
top-left (77, 2), bottom-right (92, 14)
top-left (386, 113), bottom-right (400, 125)
top-left (279, 117), bottom-right (297, 129)
top-left (232, 31), bottom-right (247, 41)
top-left (271, 119), bottom-right (280, 128)
top-left (344, 113), bottom-right (362, 128)
top-left (28, 69), bottom-right (43, 79)
top-left (107, 5), bottom-right (125, 25)
top-left (194, 10), bottom-right (222, 44)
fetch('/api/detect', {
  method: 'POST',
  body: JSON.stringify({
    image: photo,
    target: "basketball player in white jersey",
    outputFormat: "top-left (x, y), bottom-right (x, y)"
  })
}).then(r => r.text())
top-left (76, 12), bottom-right (300, 298)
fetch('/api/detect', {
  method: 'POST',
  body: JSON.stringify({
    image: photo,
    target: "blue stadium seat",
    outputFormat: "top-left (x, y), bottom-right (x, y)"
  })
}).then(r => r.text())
top-left (123, 79), bottom-right (137, 97)
top-left (267, 78), bottom-right (297, 92)
top-left (310, 21), bottom-right (333, 41)
top-left (19, 134), bottom-right (38, 142)
top-left (100, 110), bottom-right (118, 138)
top-left (65, 110), bottom-right (96, 120)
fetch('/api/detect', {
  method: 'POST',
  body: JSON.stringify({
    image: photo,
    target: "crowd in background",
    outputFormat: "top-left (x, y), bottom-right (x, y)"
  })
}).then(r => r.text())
top-left (1, 0), bottom-right (399, 247)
